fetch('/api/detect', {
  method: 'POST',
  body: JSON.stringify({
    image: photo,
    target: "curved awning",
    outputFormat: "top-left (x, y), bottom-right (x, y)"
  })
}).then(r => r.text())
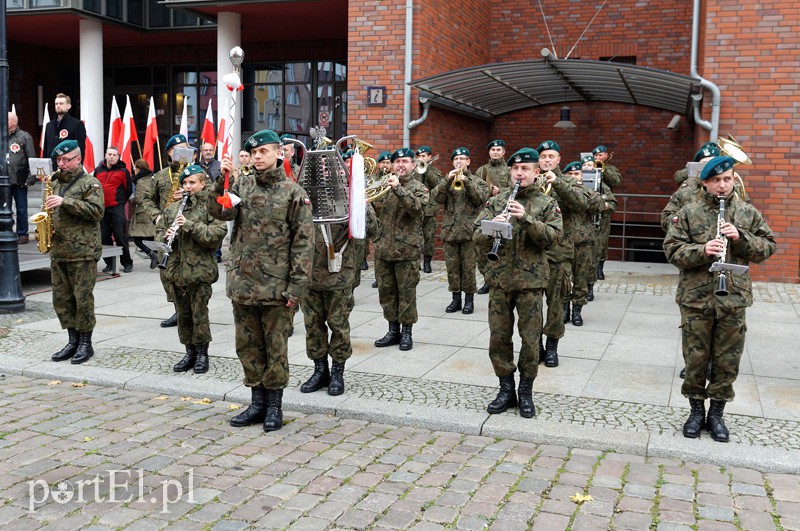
top-left (409, 58), bottom-right (701, 120)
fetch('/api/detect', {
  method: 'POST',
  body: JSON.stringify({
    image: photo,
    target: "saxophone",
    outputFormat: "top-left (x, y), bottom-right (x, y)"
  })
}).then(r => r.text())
top-left (29, 171), bottom-right (55, 254)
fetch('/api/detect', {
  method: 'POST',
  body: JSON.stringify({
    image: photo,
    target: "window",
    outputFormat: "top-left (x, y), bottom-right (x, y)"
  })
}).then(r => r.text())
top-left (599, 56), bottom-right (637, 65)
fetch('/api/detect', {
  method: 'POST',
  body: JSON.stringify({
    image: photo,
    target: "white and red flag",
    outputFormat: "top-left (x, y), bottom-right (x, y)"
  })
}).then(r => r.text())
top-left (108, 96), bottom-right (123, 151)
top-left (121, 95), bottom-right (137, 166)
top-left (142, 97), bottom-right (159, 170)
top-left (39, 103), bottom-right (50, 157)
top-left (200, 100), bottom-right (215, 149)
top-left (179, 96), bottom-right (189, 139)
top-left (82, 119), bottom-right (96, 173)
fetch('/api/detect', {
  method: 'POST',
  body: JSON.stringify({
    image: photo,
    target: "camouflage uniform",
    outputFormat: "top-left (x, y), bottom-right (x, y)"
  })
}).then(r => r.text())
top-left (474, 159), bottom-right (512, 282)
top-left (142, 163), bottom-right (183, 303)
top-left (663, 189), bottom-right (775, 401)
top-left (570, 186), bottom-right (605, 306)
top-left (414, 165), bottom-right (442, 258)
top-left (588, 183), bottom-right (617, 285)
top-left (661, 174), bottom-right (748, 233)
top-left (374, 173), bottom-right (429, 324)
top-left (208, 165), bottom-right (314, 389)
top-left (596, 163), bottom-right (621, 262)
top-left (473, 184), bottom-right (563, 379)
top-left (49, 168), bottom-right (105, 332)
top-left (432, 168), bottom-right (488, 293)
top-left (156, 189), bottom-right (227, 346)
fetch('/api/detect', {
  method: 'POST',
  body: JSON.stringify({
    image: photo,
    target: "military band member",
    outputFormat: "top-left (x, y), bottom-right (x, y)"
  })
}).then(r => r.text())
top-left (280, 134), bottom-right (302, 180)
top-left (48, 140), bottom-right (104, 365)
top-left (141, 134), bottom-right (194, 328)
top-left (157, 165), bottom-right (227, 374)
top-left (663, 156), bottom-right (775, 442)
top-left (592, 145), bottom-right (620, 280)
top-left (583, 155), bottom-right (617, 307)
top-left (475, 139), bottom-right (512, 295)
top-left (373, 147), bottom-right (429, 351)
top-left (661, 142), bottom-right (721, 232)
top-left (369, 151), bottom-right (393, 289)
top-left (433, 147), bottom-right (488, 314)
top-left (473, 148), bottom-right (563, 418)
top-left (208, 129), bottom-right (314, 432)
top-left (414, 146), bottom-right (442, 273)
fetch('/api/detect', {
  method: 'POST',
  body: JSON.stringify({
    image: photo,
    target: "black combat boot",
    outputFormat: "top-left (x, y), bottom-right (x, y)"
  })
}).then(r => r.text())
top-left (563, 302), bottom-right (570, 324)
top-left (160, 313), bottom-right (178, 327)
top-left (328, 361), bottom-right (346, 396)
top-left (517, 377), bottom-right (536, 418)
top-left (571, 304), bottom-right (584, 327)
top-left (300, 358), bottom-right (330, 393)
top-left (446, 292), bottom-right (462, 313)
top-left (423, 255), bottom-right (432, 274)
top-left (230, 386), bottom-right (266, 427)
top-left (149, 250), bottom-right (159, 269)
top-left (487, 374), bottom-right (517, 414)
top-left (371, 280), bottom-right (378, 288)
top-left (374, 321), bottom-right (401, 347)
top-left (399, 324), bottom-right (413, 351)
top-left (173, 345), bottom-right (197, 372)
top-left (194, 343), bottom-right (209, 374)
top-left (597, 260), bottom-right (605, 280)
top-left (539, 335), bottom-right (546, 362)
top-left (587, 283), bottom-right (594, 302)
top-left (71, 331), bottom-right (94, 364)
top-left (679, 367), bottom-right (686, 379)
top-left (52, 328), bottom-right (79, 362)
top-left (361, 259), bottom-right (368, 271)
top-left (683, 398), bottom-right (705, 438)
top-left (263, 389), bottom-right (284, 432)
top-left (544, 337), bottom-right (559, 367)
top-left (477, 283), bottom-right (490, 295)
top-left (707, 400), bottom-right (729, 442)
top-left (462, 293), bottom-right (474, 314)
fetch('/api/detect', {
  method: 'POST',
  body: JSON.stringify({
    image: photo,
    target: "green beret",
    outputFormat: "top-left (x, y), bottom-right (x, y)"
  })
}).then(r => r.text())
top-left (562, 161), bottom-right (582, 173)
top-left (341, 149), bottom-right (353, 160)
top-left (180, 164), bottom-right (206, 183)
top-left (391, 147), bottom-right (415, 162)
top-left (166, 134), bottom-right (188, 150)
top-left (699, 156), bottom-right (735, 181)
top-left (581, 155), bottom-right (594, 165)
top-left (694, 142), bottom-right (721, 162)
top-left (377, 151), bottom-right (392, 163)
top-left (416, 146), bottom-right (432, 155)
top-left (451, 147), bottom-right (470, 159)
top-left (486, 139), bottom-right (505, 149)
top-left (507, 148), bottom-right (539, 166)
top-left (593, 145), bottom-right (607, 154)
top-left (52, 140), bottom-right (80, 157)
top-left (537, 140), bottom-right (560, 153)
top-left (279, 133), bottom-right (295, 144)
top-left (245, 129), bottom-right (281, 152)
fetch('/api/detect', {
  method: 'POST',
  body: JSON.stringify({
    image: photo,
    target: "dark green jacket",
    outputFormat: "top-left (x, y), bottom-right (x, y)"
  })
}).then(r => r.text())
top-left (545, 171), bottom-right (595, 261)
top-left (603, 163), bottom-right (622, 190)
top-left (50, 169), bottom-right (104, 262)
top-left (414, 165), bottom-right (442, 217)
top-left (374, 173), bottom-right (429, 261)
top-left (433, 168), bottom-right (488, 242)
top-left (475, 159), bottom-right (512, 191)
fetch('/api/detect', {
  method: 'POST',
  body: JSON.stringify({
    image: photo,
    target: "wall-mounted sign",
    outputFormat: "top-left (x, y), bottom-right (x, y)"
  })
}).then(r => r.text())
top-left (367, 86), bottom-right (386, 106)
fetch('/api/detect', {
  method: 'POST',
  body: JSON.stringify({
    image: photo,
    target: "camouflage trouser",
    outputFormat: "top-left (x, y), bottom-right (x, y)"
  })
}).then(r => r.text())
top-left (375, 258), bottom-right (419, 324)
top-left (172, 282), bottom-right (213, 345)
top-left (597, 211), bottom-right (612, 262)
top-left (588, 230), bottom-right (601, 285)
top-left (422, 215), bottom-right (437, 257)
top-left (488, 287), bottom-right (543, 380)
top-left (353, 238), bottom-right (368, 288)
top-left (51, 260), bottom-right (97, 332)
top-left (231, 302), bottom-right (292, 390)
top-left (443, 240), bottom-right (477, 293)
top-left (159, 268), bottom-right (175, 303)
top-left (680, 306), bottom-right (746, 402)
top-left (571, 241), bottom-right (594, 306)
top-left (301, 288), bottom-right (355, 363)
top-left (543, 259), bottom-right (570, 339)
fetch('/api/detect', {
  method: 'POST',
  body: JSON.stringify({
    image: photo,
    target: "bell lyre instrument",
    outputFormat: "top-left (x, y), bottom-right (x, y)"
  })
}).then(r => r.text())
top-left (482, 180), bottom-right (521, 261)
top-left (708, 195), bottom-right (749, 295)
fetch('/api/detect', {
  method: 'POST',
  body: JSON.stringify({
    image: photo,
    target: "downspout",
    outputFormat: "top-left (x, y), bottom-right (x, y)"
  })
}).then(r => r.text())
top-left (690, 0), bottom-right (720, 142)
top-left (407, 97), bottom-right (430, 129)
top-left (403, 0), bottom-right (413, 147)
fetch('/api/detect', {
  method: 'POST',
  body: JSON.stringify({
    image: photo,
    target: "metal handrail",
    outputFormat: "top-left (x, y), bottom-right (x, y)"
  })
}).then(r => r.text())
top-left (608, 193), bottom-right (671, 261)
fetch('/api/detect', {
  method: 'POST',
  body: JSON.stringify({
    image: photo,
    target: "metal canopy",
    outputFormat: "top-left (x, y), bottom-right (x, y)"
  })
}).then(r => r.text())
top-left (409, 59), bottom-right (700, 119)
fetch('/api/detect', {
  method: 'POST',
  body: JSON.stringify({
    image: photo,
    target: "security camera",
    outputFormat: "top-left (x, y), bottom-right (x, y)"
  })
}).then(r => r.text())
top-left (667, 115), bottom-right (681, 130)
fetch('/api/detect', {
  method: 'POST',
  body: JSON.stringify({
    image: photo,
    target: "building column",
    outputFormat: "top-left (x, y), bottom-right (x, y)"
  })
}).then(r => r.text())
top-left (79, 18), bottom-right (103, 166)
top-left (217, 12), bottom-right (242, 159)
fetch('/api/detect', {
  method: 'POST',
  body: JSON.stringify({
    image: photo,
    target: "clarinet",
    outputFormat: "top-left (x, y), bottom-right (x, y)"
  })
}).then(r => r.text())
top-left (158, 191), bottom-right (190, 270)
top-left (487, 180), bottom-right (521, 261)
top-left (713, 196), bottom-right (729, 296)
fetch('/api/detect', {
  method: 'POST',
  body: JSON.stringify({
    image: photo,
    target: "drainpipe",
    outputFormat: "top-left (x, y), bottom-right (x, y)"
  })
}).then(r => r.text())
top-left (407, 97), bottom-right (430, 129)
top-left (690, 0), bottom-right (720, 142)
top-left (402, 0), bottom-right (413, 147)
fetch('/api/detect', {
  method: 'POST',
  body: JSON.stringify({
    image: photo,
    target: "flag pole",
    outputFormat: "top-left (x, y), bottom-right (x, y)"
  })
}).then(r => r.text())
top-left (156, 137), bottom-right (162, 171)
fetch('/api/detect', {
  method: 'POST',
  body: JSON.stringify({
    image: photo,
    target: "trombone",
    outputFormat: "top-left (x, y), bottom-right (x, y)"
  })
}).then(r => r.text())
top-left (415, 154), bottom-right (439, 174)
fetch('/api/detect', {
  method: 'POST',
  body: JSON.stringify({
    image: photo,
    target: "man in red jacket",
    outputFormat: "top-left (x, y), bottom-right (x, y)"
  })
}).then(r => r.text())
top-left (94, 146), bottom-right (133, 272)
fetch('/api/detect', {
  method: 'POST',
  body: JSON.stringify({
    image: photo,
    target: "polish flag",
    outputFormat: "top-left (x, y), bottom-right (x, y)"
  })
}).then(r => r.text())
top-left (121, 95), bottom-right (137, 166)
top-left (200, 100), bottom-right (215, 150)
top-left (11, 104), bottom-right (16, 114)
top-left (217, 114), bottom-right (228, 161)
top-left (82, 119), bottom-right (96, 173)
top-left (142, 97), bottom-right (158, 170)
top-left (179, 96), bottom-right (189, 139)
top-left (39, 103), bottom-right (50, 157)
top-left (108, 96), bottom-right (123, 151)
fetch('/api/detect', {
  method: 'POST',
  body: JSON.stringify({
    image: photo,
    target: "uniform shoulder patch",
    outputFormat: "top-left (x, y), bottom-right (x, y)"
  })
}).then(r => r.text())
top-left (303, 197), bottom-right (310, 205)
top-left (556, 207), bottom-right (562, 214)
top-left (672, 216), bottom-right (678, 223)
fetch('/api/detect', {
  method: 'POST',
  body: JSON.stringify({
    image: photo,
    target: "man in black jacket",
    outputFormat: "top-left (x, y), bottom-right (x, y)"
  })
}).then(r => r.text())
top-left (43, 93), bottom-right (86, 163)
top-left (7, 111), bottom-right (36, 244)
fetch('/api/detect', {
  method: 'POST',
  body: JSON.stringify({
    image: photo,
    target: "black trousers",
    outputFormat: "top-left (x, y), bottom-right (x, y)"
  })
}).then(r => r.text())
top-left (101, 204), bottom-right (133, 267)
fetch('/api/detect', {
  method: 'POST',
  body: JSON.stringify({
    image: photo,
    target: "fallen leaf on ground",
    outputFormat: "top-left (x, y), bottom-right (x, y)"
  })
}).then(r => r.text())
top-left (83, 437), bottom-right (93, 442)
top-left (180, 396), bottom-right (193, 401)
top-left (47, 380), bottom-right (62, 386)
top-left (229, 404), bottom-right (241, 410)
top-left (71, 382), bottom-right (86, 387)
top-left (192, 398), bottom-right (212, 405)
top-left (153, 396), bottom-right (169, 401)
top-left (571, 492), bottom-right (593, 503)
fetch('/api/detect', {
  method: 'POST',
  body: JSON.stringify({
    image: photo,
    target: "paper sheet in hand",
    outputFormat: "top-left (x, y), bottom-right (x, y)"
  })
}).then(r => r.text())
top-left (480, 220), bottom-right (513, 239)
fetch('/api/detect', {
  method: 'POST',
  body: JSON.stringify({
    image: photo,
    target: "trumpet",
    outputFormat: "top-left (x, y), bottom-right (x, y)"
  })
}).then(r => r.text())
top-left (239, 164), bottom-right (253, 176)
top-left (415, 154), bottom-right (439, 174)
top-left (451, 167), bottom-right (465, 191)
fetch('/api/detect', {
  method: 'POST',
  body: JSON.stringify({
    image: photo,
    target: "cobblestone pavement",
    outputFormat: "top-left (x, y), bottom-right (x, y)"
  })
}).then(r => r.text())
top-left (1, 374), bottom-right (799, 531)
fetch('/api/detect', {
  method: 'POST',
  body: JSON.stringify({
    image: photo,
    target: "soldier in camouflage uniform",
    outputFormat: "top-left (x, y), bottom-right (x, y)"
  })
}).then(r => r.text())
top-left (373, 147), bottom-right (429, 351)
top-left (369, 152), bottom-right (393, 289)
top-left (583, 156), bottom-right (617, 299)
top-left (414, 146), bottom-right (442, 273)
top-left (433, 147), bottom-right (488, 314)
top-left (661, 142), bottom-right (722, 232)
top-left (663, 156), bottom-right (775, 442)
top-left (47, 140), bottom-right (105, 365)
top-left (156, 165), bottom-right (227, 375)
top-left (141, 134), bottom-right (195, 328)
top-left (280, 134), bottom-right (302, 180)
top-left (208, 129), bottom-right (314, 433)
top-left (592, 145), bottom-right (621, 280)
top-left (473, 148), bottom-right (563, 418)
top-left (474, 139), bottom-right (512, 295)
